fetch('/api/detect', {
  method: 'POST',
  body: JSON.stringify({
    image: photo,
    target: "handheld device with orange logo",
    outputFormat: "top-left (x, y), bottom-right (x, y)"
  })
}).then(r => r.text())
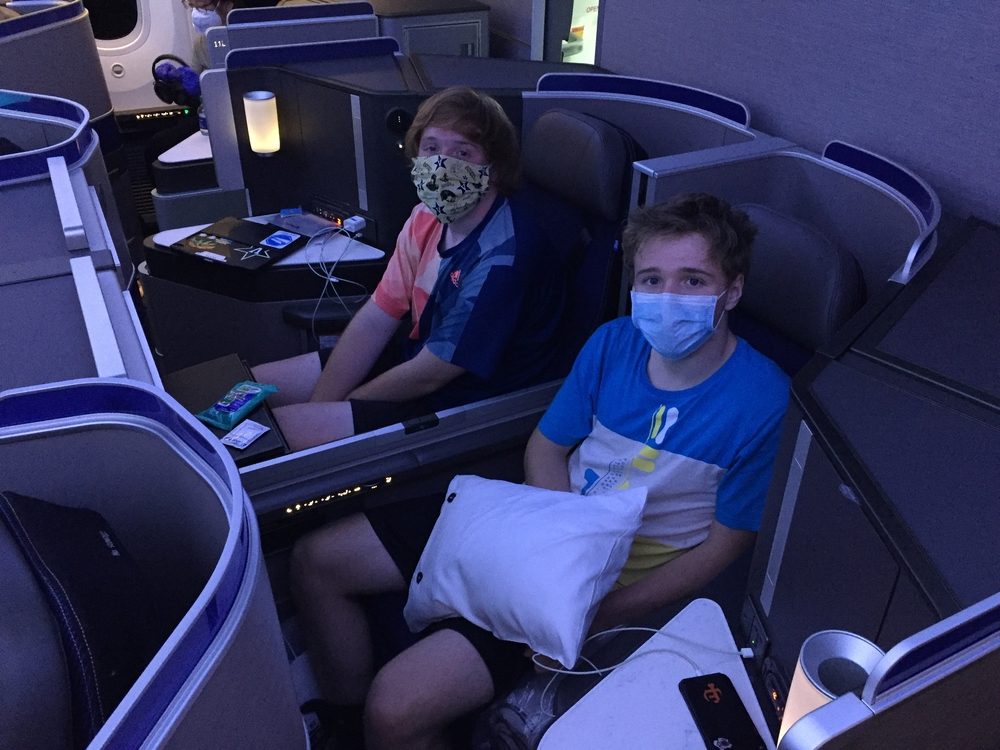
top-left (678, 672), bottom-right (767, 750)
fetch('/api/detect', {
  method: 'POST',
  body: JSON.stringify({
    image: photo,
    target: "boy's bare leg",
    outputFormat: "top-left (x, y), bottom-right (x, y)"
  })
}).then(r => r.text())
top-left (365, 630), bottom-right (495, 750)
top-left (290, 513), bottom-right (407, 705)
top-left (251, 352), bottom-right (322, 407)
top-left (271, 401), bottom-right (356, 451)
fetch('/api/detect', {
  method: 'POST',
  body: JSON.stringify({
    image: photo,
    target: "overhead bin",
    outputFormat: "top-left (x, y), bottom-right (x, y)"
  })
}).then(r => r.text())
top-left (0, 378), bottom-right (305, 749)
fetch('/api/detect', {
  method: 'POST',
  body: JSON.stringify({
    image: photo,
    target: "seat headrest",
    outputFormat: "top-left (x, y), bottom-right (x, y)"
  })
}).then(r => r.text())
top-left (521, 109), bottom-right (630, 222)
top-left (737, 203), bottom-right (864, 350)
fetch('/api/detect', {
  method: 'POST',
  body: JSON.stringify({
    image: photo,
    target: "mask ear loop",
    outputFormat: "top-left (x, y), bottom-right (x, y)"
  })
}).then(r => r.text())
top-left (715, 273), bottom-right (745, 327)
top-left (710, 287), bottom-right (730, 330)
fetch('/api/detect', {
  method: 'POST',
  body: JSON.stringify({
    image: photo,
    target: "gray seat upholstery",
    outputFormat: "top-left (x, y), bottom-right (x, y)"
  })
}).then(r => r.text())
top-left (737, 203), bottom-right (864, 351)
top-left (631, 141), bottom-right (940, 361)
top-left (728, 203), bottom-right (865, 375)
top-left (0, 519), bottom-right (72, 750)
top-left (521, 108), bottom-right (631, 223)
top-left (520, 108), bottom-right (639, 372)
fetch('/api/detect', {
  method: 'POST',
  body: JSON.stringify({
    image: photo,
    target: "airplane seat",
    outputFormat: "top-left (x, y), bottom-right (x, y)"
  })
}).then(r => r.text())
top-left (519, 107), bottom-right (642, 375)
top-left (630, 141), bottom-right (941, 377)
top-left (0, 380), bottom-right (305, 749)
top-left (1, 509), bottom-right (74, 750)
top-left (1, 491), bottom-right (173, 750)
top-left (730, 202), bottom-right (866, 376)
top-left (656, 203), bottom-right (866, 631)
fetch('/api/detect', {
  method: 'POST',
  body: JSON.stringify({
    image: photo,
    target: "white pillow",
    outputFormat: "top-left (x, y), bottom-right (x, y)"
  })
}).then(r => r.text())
top-left (403, 474), bottom-right (647, 668)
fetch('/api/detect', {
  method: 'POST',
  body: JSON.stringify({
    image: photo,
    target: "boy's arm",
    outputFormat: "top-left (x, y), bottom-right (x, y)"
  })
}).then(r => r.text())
top-left (309, 299), bottom-right (401, 402)
top-left (523, 428), bottom-right (573, 491)
top-left (311, 205), bottom-right (433, 403)
top-left (589, 520), bottom-right (756, 633)
top-left (346, 346), bottom-right (466, 402)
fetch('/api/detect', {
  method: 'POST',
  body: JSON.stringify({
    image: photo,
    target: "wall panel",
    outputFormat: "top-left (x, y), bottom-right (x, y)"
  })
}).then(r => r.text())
top-left (489, 0), bottom-right (534, 59)
top-left (599, 1), bottom-right (1000, 222)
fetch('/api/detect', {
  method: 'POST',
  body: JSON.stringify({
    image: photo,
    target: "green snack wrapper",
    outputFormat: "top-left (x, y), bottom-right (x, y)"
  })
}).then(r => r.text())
top-left (197, 380), bottom-right (278, 430)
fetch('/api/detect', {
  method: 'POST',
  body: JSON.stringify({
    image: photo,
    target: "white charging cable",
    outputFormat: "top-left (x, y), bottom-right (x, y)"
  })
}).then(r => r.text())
top-left (302, 226), bottom-right (369, 344)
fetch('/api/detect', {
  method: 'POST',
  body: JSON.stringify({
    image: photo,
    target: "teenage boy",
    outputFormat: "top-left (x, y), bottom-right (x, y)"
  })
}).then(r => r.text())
top-left (253, 87), bottom-right (570, 451)
top-left (524, 192), bottom-right (790, 633)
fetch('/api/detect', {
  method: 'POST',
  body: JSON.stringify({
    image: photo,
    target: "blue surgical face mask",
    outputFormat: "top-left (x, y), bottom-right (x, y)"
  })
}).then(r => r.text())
top-left (191, 7), bottom-right (223, 33)
top-left (630, 289), bottom-right (726, 360)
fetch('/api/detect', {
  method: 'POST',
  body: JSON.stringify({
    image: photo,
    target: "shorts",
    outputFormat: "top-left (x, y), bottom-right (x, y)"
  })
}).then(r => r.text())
top-left (315, 345), bottom-right (434, 435)
top-left (366, 493), bottom-right (529, 695)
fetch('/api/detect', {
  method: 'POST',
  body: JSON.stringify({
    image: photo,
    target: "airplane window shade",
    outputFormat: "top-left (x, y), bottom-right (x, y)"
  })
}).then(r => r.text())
top-left (83, 0), bottom-right (138, 41)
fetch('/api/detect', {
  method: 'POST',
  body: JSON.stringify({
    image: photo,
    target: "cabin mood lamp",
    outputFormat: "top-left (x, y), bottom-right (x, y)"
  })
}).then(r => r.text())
top-left (777, 629), bottom-right (884, 744)
top-left (243, 90), bottom-right (280, 156)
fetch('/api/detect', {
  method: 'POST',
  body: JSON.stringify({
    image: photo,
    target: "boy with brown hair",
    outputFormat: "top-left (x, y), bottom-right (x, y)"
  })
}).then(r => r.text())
top-left (255, 87), bottom-right (570, 450)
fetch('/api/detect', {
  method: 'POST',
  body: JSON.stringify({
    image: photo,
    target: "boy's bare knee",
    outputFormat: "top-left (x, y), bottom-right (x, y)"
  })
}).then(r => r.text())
top-left (365, 668), bottom-right (421, 746)
top-left (291, 514), bottom-right (403, 600)
top-left (289, 533), bottom-right (321, 591)
top-left (364, 630), bottom-right (494, 748)
top-left (290, 521), bottom-right (351, 598)
top-left (271, 401), bottom-right (356, 452)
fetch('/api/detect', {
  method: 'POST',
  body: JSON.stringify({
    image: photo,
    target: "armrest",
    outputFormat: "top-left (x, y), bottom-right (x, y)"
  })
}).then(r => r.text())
top-left (281, 295), bottom-right (367, 334)
top-left (632, 135), bottom-right (795, 180)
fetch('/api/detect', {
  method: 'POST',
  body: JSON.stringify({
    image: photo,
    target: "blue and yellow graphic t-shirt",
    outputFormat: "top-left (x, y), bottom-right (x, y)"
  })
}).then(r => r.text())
top-left (538, 317), bottom-right (789, 584)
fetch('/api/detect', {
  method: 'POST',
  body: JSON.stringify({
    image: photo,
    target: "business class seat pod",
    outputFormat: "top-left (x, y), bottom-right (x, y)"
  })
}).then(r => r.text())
top-left (0, 378), bottom-right (306, 750)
